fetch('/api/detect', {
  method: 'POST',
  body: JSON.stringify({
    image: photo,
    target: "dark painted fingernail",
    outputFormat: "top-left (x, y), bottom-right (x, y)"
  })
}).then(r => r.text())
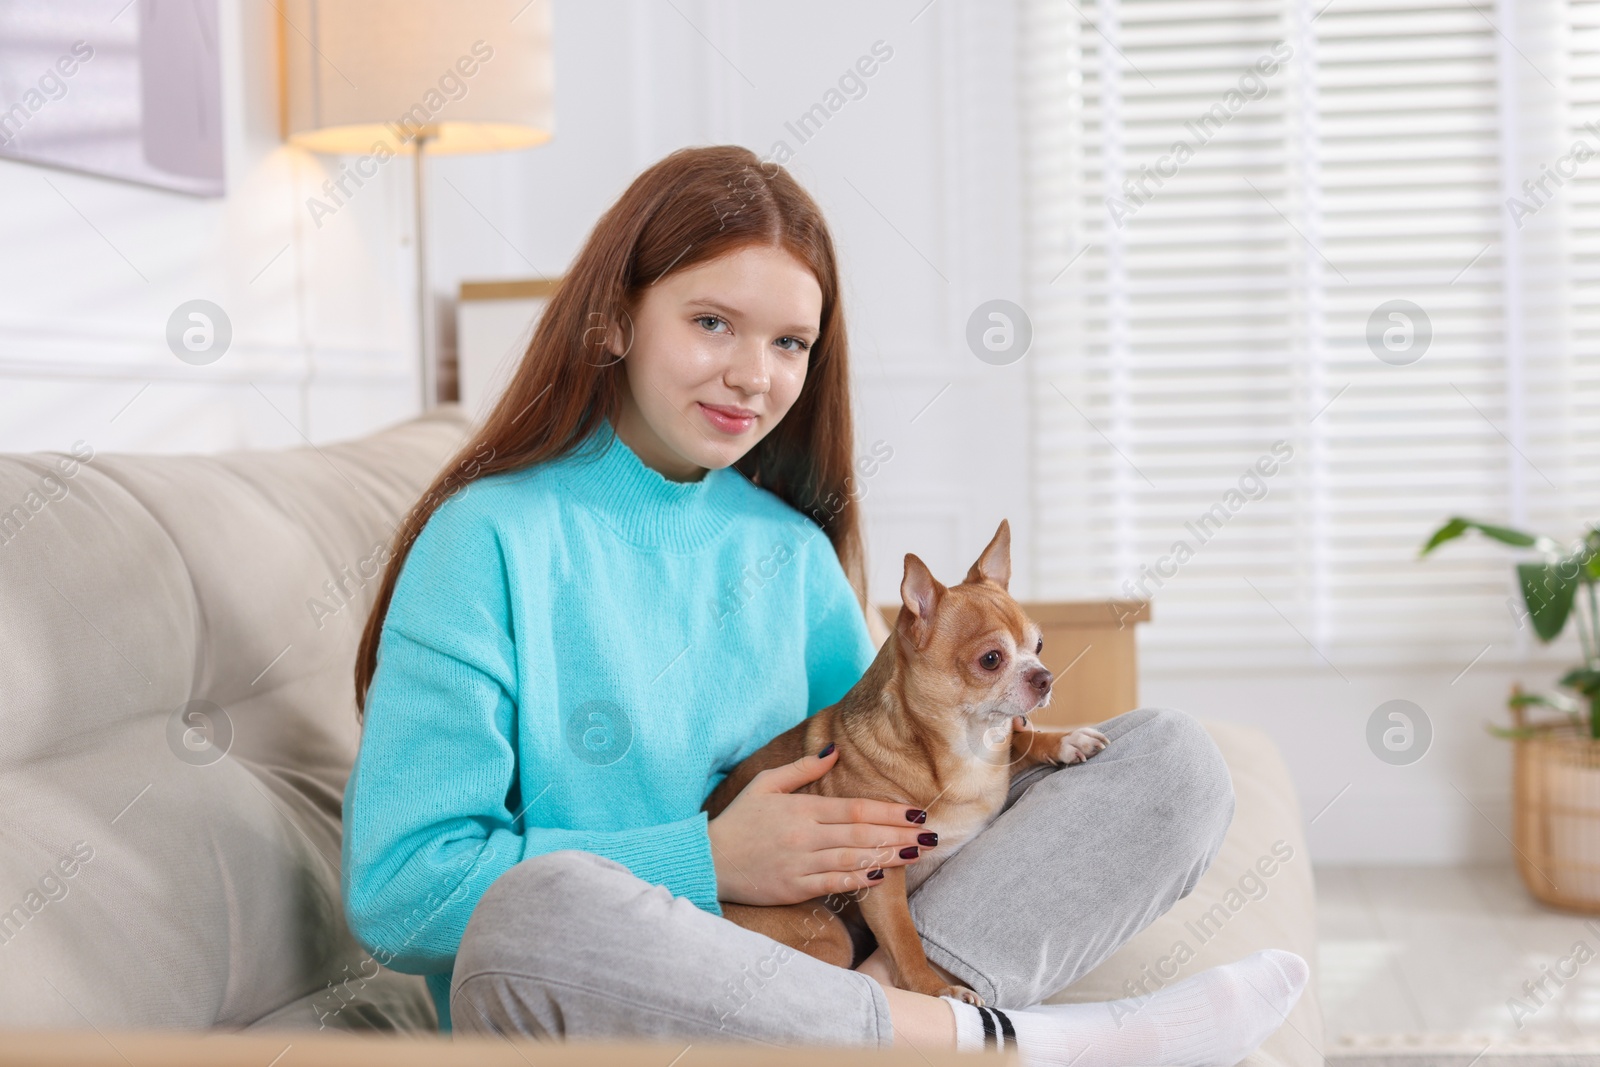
top-left (918, 832), bottom-right (938, 847)
top-left (867, 868), bottom-right (884, 880)
top-left (817, 743), bottom-right (835, 758)
top-left (899, 846), bottom-right (919, 860)
top-left (907, 808), bottom-right (926, 823)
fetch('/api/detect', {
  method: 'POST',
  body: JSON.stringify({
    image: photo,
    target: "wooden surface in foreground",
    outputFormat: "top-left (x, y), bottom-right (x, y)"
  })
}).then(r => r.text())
top-left (0, 1029), bottom-right (1008, 1067)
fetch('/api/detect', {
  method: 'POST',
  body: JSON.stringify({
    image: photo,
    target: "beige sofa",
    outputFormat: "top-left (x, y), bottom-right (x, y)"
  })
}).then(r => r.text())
top-left (0, 406), bottom-right (1321, 1065)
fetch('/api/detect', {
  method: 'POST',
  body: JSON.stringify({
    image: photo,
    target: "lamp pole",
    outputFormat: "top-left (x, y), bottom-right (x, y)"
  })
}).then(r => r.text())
top-left (277, 1), bottom-right (553, 413)
top-left (413, 127), bottom-right (434, 411)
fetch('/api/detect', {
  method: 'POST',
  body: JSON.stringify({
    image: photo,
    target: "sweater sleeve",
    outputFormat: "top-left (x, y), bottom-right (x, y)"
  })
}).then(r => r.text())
top-left (341, 494), bottom-right (721, 982)
top-left (802, 525), bottom-right (879, 715)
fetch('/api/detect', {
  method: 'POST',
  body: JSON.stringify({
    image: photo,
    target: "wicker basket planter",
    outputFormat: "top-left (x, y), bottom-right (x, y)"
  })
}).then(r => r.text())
top-left (1511, 711), bottom-right (1600, 914)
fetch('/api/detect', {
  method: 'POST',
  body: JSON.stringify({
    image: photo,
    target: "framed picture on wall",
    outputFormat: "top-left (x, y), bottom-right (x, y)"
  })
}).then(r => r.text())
top-left (0, 0), bottom-right (224, 196)
top-left (456, 278), bottom-right (563, 424)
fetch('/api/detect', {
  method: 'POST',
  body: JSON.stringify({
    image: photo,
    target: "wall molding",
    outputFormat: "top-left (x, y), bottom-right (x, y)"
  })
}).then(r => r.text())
top-left (0, 321), bottom-right (408, 385)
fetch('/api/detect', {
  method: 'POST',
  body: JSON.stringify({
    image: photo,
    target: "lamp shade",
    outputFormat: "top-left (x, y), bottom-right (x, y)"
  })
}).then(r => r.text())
top-left (279, 0), bottom-right (553, 155)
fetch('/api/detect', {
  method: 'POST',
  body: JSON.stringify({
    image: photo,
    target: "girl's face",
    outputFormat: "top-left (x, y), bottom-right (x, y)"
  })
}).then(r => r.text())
top-left (607, 243), bottom-right (823, 482)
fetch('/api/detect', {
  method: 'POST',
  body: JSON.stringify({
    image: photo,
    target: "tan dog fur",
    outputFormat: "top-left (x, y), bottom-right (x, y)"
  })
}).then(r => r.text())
top-left (703, 519), bottom-right (1109, 1004)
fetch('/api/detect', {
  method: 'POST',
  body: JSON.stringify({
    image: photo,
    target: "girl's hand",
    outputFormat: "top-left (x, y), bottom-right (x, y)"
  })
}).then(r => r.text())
top-left (707, 744), bottom-right (935, 906)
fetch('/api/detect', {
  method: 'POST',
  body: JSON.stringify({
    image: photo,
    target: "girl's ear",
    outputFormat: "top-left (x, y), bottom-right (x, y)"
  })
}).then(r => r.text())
top-left (596, 301), bottom-right (634, 361)
top-left (604, 316), bottom-right (628, 359)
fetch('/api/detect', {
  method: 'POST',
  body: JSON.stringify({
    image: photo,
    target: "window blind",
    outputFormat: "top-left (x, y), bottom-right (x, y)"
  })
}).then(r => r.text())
top-left (1022, 0), bottom-right (1599, 675)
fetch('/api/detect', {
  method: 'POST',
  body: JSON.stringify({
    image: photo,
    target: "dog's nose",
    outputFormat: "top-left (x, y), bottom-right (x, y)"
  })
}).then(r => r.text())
top-left (1025, 666), bottom-right (1053, 695)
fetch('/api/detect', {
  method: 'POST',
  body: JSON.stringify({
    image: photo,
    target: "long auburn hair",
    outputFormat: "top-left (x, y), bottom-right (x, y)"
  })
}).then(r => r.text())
top-left (354, 145), bottom-right (867, 721)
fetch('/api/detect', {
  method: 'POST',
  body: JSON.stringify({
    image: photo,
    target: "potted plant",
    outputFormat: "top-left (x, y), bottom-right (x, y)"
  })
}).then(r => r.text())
top-left (1421, 517), bottom-right (1600, 912)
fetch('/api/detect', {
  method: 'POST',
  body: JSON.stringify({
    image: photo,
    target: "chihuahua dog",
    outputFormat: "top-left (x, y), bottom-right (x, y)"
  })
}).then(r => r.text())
top-left (703, 519), bottom-right (1109, 1004)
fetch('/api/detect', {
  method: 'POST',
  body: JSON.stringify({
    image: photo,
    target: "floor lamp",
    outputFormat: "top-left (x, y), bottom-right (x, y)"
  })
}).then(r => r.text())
top-left (278, 0), bottom-right (554, 411)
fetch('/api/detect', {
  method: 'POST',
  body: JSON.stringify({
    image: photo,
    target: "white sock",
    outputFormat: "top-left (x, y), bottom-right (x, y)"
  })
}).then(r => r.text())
top-left (943, 948), bottom-right (1308, 1067)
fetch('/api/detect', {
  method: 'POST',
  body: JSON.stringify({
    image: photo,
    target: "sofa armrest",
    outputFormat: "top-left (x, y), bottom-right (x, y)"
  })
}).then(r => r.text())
top-left (1040, 718), bottom-right (1324, 1067)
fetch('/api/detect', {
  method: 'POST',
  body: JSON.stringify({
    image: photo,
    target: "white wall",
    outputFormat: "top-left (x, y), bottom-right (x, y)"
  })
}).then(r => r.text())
top-left (0, 0), bottom-right (1528, 866)
top-left (1143, 663), bottom-right (1564, 866)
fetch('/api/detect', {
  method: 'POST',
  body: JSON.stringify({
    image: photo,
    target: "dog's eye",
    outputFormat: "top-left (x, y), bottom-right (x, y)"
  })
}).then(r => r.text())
top-left (1035, 636), bottom-right (1043, 654)
top-left (980, 650), bottom-right (1002, 671)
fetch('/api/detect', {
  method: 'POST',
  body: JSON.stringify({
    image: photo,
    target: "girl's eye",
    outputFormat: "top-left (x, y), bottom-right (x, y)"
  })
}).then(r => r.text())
top-left (980, 650), bottom-right (1002, 671)
top-left (695, 314), bottom-right (729, 333)
top-left (776, 336), bottom-right (813, 354)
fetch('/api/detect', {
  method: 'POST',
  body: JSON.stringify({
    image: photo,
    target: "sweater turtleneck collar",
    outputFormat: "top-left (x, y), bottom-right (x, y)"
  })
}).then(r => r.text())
top-left (554, 416), bottom-right (744, 551)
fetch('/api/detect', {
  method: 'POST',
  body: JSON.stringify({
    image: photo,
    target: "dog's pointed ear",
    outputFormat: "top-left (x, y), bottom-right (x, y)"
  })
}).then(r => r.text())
top-left (897, 553), bottom-right (945, 649)
top-left (965, 519), bottom-right (1012, 590)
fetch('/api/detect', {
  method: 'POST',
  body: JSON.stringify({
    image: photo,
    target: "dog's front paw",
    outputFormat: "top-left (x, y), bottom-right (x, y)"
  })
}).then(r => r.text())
top-left (1061, 727), bottom-right (1109, 764)
top-left (940, 984), bottom-right (984, 1007)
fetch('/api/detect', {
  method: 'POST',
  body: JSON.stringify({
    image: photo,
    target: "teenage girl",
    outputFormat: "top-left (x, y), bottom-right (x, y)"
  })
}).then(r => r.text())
top-left (341, 145), bottom-right (1307, 1066)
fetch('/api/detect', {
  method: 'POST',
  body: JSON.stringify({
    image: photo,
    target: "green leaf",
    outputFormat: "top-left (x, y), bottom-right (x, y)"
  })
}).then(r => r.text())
top-left (1508, 690), bottom-right (1580, 712)
top-left (1420, 518), bottom-right (1468, 555)
top-left (1419, 516), bottom-right (1540, 557)
top-left (1578, 530), bottom-right (1600, 578)
top-left (1519, 561), bottom-right (1580, 642)
top-left (1559, 667), bottom-right (1600, 695)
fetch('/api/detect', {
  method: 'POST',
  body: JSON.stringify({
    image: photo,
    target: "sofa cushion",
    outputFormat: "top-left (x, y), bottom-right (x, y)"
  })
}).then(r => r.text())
top-left (1042, 718), bottom-right (1325, 1067)
top-left (0, 407), bottom-right (473, 1031)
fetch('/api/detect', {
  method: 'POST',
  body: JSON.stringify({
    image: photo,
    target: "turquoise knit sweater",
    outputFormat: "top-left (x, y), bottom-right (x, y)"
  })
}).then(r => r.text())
top-left (340, 416), bottom-right (878, 1032)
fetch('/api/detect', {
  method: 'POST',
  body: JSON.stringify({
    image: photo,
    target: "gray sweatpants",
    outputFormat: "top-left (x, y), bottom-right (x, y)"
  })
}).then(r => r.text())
top-left (450, 707), bottom-right (1234, 1047)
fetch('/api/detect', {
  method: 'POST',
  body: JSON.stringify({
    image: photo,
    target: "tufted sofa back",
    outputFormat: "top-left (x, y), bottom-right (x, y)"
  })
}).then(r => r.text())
top-left (0, 406), bottom-right (472, 1031)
